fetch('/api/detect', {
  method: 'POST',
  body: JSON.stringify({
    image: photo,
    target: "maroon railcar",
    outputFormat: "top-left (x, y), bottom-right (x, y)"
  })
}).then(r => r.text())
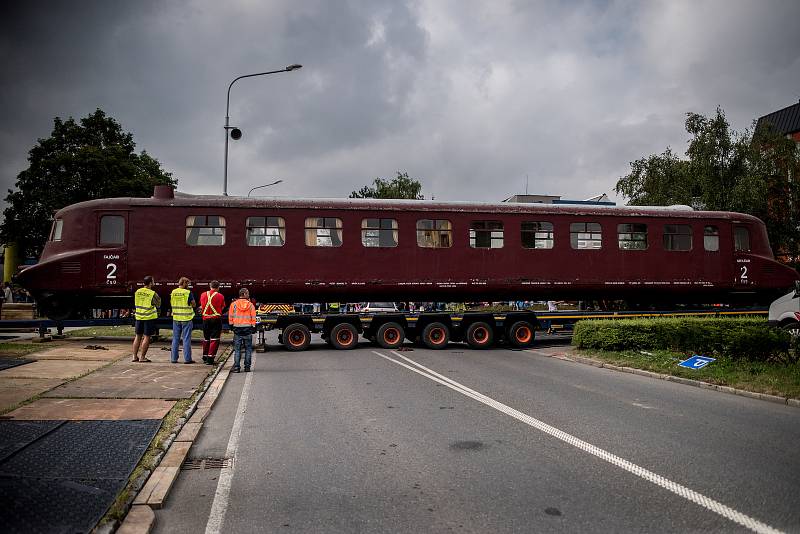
top-left (16, 186), bottom-right (799, 318)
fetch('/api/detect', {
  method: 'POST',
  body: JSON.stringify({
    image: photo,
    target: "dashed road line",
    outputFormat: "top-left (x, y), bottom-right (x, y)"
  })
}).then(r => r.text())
top-left (372, 350), bottom-right (782, 534)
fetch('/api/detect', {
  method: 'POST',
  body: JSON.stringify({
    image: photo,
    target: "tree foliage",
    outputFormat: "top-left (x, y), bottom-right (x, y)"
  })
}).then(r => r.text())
top-left (350, 171), bottom-right (424, 200)
top-left (1, 109), bottom-right (176, 258)
top-left (615, 107), bottom-right (800, 263)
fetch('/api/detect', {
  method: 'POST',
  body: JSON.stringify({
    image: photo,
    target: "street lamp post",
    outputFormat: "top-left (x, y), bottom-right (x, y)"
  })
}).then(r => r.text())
top-left (248, 179), bottom-right (283, 197)
top-left (224, 64), bottom-right (302, 196)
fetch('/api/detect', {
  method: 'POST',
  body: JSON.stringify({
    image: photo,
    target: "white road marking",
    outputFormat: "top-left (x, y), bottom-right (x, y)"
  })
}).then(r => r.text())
top-left (373, 350), bottom-right (782, 534)
top-left (204, 355), bottom-right (256, 534)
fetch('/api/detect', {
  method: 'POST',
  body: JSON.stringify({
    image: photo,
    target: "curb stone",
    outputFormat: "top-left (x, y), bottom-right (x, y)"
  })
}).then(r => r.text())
top-left (529, 348), bottom-right (799, 408)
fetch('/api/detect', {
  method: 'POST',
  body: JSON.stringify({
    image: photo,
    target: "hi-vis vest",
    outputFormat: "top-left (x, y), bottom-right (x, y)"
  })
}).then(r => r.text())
top-left (203, 290), bottom-right (221, 318)
top-left (134, 287), bottom-right (158, 320)
top-left (170, 288), bottom-right (194, 322)
top-left (228, 298), bottom-right (256, 327)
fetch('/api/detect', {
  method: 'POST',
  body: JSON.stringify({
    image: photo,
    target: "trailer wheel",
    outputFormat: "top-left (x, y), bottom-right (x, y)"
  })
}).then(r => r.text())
top-left (330, 323), bottom-right (358, 350)
top-left (466, 321), bottom-right (494, 349)
top-left (422, 322), bottom-right (449, 350)
top-left (283, 323), bottom-right (311, 351)
top-left (377, 322), bottom-right (405, 349)
top-left (507, 320), bottom-right (535, 348)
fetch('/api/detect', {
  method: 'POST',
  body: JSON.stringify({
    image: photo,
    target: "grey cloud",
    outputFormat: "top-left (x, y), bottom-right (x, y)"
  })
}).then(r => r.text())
top-left (1, 0), bottom-right (799, 213)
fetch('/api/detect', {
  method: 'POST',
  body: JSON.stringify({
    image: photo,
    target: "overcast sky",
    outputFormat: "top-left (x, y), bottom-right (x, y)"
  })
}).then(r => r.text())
top-left (1, 0), bottom-right (799, 210)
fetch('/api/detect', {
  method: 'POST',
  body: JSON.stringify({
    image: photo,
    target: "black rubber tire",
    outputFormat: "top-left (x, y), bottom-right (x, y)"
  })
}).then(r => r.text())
top-left (282, 323), bottom-right (311, 351)
top-left (376, 322), bottom-right (405, 349)
top-left (422, 322), bottom-right (450, 350)
top-left (330, 322), bottom-right (358, 350)
top-left (507, 320), bottom-right (535, 349)
top-left (466, 321), bottom-right (494, 349)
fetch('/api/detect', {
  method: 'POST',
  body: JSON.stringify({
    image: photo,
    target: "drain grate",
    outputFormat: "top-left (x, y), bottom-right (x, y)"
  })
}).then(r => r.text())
top-left (181, 457), bottom-right (233, 470)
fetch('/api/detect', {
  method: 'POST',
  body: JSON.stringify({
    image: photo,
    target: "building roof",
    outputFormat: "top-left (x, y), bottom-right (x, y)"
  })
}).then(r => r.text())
top-left (756, 100), bottom-right (800, 135)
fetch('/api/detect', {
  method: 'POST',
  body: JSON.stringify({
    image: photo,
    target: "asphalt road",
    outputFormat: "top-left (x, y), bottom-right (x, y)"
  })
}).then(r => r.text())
top-left (155, 334), bottom-right (800, 533)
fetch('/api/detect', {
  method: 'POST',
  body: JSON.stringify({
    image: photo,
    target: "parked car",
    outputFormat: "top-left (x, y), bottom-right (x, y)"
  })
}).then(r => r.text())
top-left (361, 302), bottom-right (398, 313)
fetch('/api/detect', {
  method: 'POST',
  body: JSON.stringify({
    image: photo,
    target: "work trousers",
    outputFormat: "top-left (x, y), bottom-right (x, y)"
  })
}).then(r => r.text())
top-left (171, 320), bottom-right (193, 362)
top-left (232, 328), bottom-right (253, 370)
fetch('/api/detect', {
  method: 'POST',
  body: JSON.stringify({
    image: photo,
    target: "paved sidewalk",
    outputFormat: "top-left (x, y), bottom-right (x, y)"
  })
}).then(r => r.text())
top-left (0, 337), bottom-right (226, 533)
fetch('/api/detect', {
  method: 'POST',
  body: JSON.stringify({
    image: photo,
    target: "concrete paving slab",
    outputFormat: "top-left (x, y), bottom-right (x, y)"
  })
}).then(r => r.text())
top-left (0, 377), bottom-right (65, 412)
top-left (42, 360), bottom-right (210, 399)
top-left (4, 398), bottom-right (176, 420)
top-left (0, 359), bottom-right (108, 380)
top-left (29, 343), bottom-right (130, 361)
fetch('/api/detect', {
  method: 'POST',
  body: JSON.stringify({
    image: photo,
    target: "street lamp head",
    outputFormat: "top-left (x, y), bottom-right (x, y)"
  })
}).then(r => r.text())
top-left (285, 64), bottom-right (303, 71)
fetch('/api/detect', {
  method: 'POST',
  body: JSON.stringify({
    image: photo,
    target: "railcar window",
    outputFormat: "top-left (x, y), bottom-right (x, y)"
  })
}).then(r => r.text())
top-left (470, 221), bottom-right (504, 249)
top-left (99, 216), bottom-right (125, 246)
top-left (734, 226), bottom-right (751, 252)
top-left (704, 226), bottom-right (719, 251)
top-left (416, 219), bottom-right (452, 248)
top-left (521, 222), bottom-right (554, 249)
top-left (361, 218), bottom-right (398, 248)
top-left (247, 216), bottom-right (285, 247)
top-left (570, 222), bottom-right (602, 249)
top-left (617, 223), bottom-right (647, 250)
top-left (663, 224), bottom-right (692, 251)
top-left (305, 217), bottom-right (343, 247)
top-left (51, 219), bottom-right (63, 242)
top-left (186, 216), bottom-right (226, 246)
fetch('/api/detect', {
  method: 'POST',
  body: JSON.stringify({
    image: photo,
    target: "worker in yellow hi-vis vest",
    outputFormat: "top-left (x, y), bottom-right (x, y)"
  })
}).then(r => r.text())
top-left (132, 275), bottom-right (161, 363)
top-left (170, 277), bottom-right (196, 364)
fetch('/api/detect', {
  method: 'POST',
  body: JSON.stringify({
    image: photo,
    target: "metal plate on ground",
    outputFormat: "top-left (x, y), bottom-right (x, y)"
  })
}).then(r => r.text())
top-left (0, 419), bottom-right (160, 479)
top-left (0, 419), bottom-right (161, 533)
top-left (0, 359), bottom-right (33, 371)
top-left (0, 476), bottom-right (123, 534)
top-left (42, 361), bottom-right (210, 399)
top-left (0, 420), bottom-right (64, 462)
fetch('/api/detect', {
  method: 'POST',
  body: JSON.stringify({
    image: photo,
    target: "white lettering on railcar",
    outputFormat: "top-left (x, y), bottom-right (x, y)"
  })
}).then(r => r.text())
top-left (106, 263), bottom-right (118, 284)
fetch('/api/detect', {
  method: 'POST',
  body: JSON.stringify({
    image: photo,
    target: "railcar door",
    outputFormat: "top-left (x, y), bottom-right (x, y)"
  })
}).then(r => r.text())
top-left (94, 212), bottom-right (129, 289)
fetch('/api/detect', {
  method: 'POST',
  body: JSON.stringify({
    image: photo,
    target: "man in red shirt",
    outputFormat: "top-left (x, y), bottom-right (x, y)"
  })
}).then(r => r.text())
top-left (200, 280), bottom-right (225, 365)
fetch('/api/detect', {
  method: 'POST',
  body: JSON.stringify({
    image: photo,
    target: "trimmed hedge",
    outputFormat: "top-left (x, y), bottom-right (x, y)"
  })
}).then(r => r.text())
top-left (572, 317), bottom-right (792, 362)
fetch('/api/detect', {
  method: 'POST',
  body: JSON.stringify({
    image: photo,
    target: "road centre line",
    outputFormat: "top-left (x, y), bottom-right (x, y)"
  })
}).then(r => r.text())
top-left (205, 354), bottom-right (256, 534)
top-left (372, 350), bottom-right (782, 534)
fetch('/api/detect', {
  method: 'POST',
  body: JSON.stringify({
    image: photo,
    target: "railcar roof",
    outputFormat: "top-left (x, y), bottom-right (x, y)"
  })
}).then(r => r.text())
top-left (56, 192), bottom-right (760, 222)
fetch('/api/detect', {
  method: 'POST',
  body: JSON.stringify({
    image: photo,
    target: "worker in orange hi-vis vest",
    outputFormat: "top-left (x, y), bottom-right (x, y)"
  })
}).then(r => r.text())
top-left (228, 287), bottom-right (257, 373)
top-left (199, 280), bottom-right (226, 365)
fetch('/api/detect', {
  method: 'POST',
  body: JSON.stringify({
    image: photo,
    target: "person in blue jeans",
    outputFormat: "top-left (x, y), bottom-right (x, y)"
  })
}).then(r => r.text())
top-left (170, 277), bottom-right (196, 363)
top-left (228, 288), bottom-right (256, 372)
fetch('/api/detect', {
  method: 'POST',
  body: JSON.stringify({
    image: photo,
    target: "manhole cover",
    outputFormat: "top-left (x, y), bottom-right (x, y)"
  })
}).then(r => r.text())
top-left (181, 457), bottom-right (233, 470)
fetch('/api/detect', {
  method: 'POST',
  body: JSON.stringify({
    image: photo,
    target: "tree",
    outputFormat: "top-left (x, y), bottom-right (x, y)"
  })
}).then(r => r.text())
top-left (1, 109), bottom-right (176, 258)
top-left (350, 171), bottom-right (424, 199)
top-left (615, 107), bottom-right (800, 264)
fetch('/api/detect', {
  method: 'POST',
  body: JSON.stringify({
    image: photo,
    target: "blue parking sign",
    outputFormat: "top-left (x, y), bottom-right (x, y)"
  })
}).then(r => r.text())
top-left (678, 355), bottom-right (716, 369)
